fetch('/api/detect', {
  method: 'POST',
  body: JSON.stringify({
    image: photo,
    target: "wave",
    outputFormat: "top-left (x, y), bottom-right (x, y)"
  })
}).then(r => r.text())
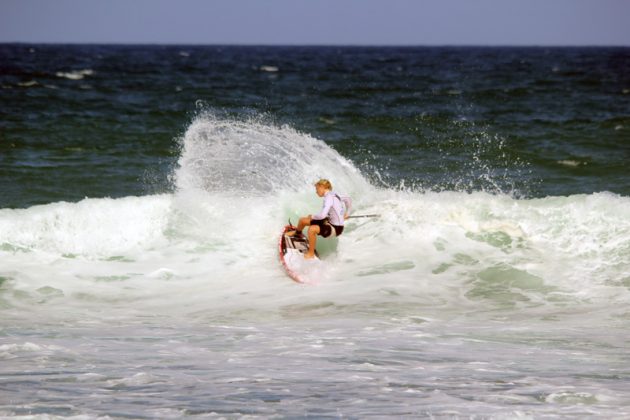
top-left (1, 115), bottom-right (629, 323)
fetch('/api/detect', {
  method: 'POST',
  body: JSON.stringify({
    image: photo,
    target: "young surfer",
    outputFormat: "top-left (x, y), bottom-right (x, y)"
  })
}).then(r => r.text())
top-left (288, 179), bottom-right (352, 259)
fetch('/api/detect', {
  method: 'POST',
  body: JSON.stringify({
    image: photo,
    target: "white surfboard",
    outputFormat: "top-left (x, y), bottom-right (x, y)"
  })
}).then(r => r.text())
top-left (278, 224), bottom-right (320, 284)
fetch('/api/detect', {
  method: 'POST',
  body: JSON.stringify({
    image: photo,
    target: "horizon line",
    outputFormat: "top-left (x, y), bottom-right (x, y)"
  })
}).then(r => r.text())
top-left (2, 41), bottom-right (630, 48)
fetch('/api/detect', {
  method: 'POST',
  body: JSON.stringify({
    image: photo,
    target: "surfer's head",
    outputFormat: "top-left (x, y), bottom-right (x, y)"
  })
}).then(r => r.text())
top-left (314, 179), bottom-right (332, 197)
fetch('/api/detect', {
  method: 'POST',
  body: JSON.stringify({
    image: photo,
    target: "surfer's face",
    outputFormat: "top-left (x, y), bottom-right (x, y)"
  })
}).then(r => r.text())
top-left (315, 185), bottom-right (326, 197)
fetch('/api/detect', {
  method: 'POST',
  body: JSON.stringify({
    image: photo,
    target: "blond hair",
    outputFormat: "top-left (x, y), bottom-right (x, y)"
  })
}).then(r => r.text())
top-left (314, 179), bottom-right (332, 190)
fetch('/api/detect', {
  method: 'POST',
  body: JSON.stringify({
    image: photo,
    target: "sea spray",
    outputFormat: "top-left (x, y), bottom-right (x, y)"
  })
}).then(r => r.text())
top-left (172, 111), bottom-right (371, 197)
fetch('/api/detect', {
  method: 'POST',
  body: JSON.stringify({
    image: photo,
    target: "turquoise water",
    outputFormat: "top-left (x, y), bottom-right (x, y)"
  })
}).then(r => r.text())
top-left (1, 45), bottom-right (629, 418)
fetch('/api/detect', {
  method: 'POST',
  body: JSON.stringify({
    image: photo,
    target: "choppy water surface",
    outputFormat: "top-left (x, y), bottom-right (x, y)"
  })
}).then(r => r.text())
top-left (1, 45), bottom-right (629, 418)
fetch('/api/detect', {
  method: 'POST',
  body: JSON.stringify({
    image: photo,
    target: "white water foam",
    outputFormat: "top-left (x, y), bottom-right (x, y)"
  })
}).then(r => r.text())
top-left (55, 69), bottom-right (94, 80)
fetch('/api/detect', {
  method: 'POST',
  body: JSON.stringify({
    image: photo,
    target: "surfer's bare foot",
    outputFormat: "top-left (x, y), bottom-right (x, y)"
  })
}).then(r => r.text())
top-left (304, 253), bottom-right (315, 259)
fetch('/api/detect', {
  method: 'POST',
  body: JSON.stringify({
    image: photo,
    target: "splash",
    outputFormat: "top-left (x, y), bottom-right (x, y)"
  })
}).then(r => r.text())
top-left (172, 112), bottom-right (370, 196)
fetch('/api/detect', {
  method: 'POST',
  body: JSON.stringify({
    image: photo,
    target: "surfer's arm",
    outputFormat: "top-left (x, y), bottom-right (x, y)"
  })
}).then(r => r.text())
top-left (311, 194), bottom-right (334, 220)
top-left (341, 195), bottom-right (352, 218)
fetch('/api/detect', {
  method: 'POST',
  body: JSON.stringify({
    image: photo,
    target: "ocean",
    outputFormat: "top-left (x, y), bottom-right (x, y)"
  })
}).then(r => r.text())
top-left (1, 44), bottom-right (629, 418)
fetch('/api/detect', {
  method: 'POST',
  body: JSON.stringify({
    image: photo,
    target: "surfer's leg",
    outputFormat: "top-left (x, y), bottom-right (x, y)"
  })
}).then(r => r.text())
top-left (287, 216), bottom-right (311, 237)
top-left (297, 216), bottom-right (311, 232)
top-left (305, 225), bottom-right (319, 259)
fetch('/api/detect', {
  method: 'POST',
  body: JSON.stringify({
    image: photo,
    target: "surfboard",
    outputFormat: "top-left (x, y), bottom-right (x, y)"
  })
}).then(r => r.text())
top-left (279, 224), bottom-right (319, 284)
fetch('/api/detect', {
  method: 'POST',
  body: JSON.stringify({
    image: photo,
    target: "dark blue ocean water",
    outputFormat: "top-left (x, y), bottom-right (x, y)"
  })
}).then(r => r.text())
top-left (1, 45), bottom-right (629, 208)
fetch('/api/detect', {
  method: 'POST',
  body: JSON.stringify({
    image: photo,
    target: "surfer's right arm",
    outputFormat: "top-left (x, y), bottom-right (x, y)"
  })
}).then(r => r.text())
top-left (311, 193), bottom-right (334, 221)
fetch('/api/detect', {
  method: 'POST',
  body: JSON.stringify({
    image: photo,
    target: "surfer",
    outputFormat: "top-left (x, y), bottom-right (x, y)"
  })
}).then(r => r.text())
top-left (288, 179), bottom-right (352, 259)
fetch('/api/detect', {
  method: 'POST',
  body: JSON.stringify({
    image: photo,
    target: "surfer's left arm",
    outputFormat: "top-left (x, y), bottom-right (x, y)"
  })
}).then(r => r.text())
top-left (341, 195), bottom-right (352, 220)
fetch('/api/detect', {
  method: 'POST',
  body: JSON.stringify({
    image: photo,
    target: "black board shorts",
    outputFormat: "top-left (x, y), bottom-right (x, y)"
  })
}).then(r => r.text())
top-left (311, 218), bottom-right (344, 238)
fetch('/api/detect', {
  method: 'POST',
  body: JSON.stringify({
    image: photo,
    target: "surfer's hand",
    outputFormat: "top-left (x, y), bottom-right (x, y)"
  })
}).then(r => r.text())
top-left (344, 213), bottom-right (349, 220)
